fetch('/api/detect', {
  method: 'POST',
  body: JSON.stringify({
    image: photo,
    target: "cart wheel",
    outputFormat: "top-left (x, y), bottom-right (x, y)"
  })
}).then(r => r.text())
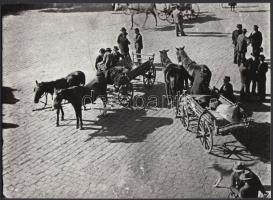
top-left (181, 103), bottom-right (189, 130)
top-left (158, 11), bottom-right (167, 21)
top-left (143, 64), bottom-right (156, 87)
top-left (118, 83), bottom-right (133, 106)
top-left (38, 93), bottom-right (48, 109)
top-left (166, 13), bottom-right (175, 24)
top-left (197, 119), bottom-right (213, 153)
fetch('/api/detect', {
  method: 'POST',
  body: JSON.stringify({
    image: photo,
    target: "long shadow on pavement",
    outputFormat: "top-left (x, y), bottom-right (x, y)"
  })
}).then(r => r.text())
top-left (84, 108), bottom-right (173, 143)
top-left (186, 13), bottom-right (223, 24)
top-left (2, 86), bottom-right (19, 104)
top-left (239, 10), bottom-right (269, 13)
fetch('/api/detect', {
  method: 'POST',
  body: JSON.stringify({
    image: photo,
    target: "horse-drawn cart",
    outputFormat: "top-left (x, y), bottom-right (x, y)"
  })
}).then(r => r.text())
top-left (176, 91), bottom-right (252, 153)
top-left (109, 53), bottom-right (156, 105)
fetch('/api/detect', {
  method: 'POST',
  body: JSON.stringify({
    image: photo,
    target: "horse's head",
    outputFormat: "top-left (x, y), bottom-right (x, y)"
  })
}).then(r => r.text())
top-left (176, 46), bottom-right (186, 63)
top-left (34, 80), bottom-right (45, 103)
top-left (159, 49), bottom-right (169, 66)
top-left (53, 88), bottom-right (64, 110)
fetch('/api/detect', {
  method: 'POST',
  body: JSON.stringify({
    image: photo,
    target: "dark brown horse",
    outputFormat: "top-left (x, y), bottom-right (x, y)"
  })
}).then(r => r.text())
top-left (159, 49), bottom-right (190, 105)
top-left (176, 46), bottom-right (212, 95)
top-left (34, 71), bottom-right (85, 105)
top-left (114, 3), bottom-right (157, 29)
top-left (53, 72), bottom-right (107, 129)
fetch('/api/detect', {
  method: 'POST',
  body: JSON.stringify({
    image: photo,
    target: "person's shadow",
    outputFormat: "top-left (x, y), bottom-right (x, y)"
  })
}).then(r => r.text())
top-left (84, 109), bottom-right (173, 143)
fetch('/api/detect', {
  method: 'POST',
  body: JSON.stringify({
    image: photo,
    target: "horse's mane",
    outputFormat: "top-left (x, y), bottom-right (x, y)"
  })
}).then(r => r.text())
top-left (41, 78), bottom-right (67, 94)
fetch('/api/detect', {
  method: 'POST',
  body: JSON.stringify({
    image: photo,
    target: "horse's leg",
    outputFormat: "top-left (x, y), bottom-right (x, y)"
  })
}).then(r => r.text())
top-left (72, 104), bottom-right (79, 129)
top-left (60, 105), bottom-right (64, 121)
top-left (142, 13), bottom-right (149, 28)
top-left (151, 10), bottom-right (158, 27)
top-left (56, 108), bottom-right (60, 127)
top-left (78, 108), bottom-right (83, 130)
top-left (131, 14), bottom-right (134, 29)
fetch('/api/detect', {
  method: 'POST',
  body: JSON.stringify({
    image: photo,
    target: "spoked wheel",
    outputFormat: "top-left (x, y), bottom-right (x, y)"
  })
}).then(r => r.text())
top-left (118, 83), bottom-right (133, 106)
top-left (197, 119), bottom-right (213, 153)
top-left (143, 64), bottom-right (156, 87)
top-left (180, 103), bottom-right (189, 130)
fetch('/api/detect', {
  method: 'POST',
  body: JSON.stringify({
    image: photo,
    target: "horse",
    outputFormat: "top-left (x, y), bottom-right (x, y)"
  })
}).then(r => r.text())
top-left (34, 71), bottom-right (85, 106)
top-left (176, 46), bottom-right (212, 95)
top-left (114, 3), bottom-right (157, 29)
top-left (159, 49), bottom-right (190, 106)
top-left (53, 72), bottom-right (107, 129)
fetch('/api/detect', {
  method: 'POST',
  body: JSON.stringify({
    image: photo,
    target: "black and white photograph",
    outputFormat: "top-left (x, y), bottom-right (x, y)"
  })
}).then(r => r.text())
top-left (2, 2), bottom-right (271, 198)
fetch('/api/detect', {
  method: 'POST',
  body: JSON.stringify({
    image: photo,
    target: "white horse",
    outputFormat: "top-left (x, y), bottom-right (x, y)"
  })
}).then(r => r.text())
top-left (114, 3), bottom-right (157, 29)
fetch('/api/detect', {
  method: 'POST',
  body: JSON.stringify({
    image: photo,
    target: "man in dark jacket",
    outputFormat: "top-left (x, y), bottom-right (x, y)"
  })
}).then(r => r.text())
top-left (257, 54), bottom-right (268, 102)
top-left (173, 5), bottom-right (186, 37)
top-left (112, 46), bottom-right (124, 66)
top-left (95, 48), bottom-right (105, 71)
top-left (236, 28), bottom-right (248, 66)
top-left (232, 24), bottom-right (243, 64)
top-left (249, 25), bottom-right (263, 61)
top-left (239, 170), bottom-right (268, 198)
top-left (98, 48), bottom-right (115, 71)
top-left (134, 28), bottom-right (143, 64)
top-left (219, 76), bottom-right (236, 102)
top-left (117, 27), bottom-right (131, 57)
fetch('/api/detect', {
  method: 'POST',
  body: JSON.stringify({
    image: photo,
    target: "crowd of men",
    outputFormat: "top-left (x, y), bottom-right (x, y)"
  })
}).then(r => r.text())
top-left (95, 27), bottom-right (143, 74)
top-left (230, 23), bottom-right (268, 102)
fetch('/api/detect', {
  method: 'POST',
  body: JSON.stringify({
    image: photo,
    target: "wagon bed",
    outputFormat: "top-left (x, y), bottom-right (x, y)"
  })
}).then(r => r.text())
top-left (177, 92), bottom-right (252, 153)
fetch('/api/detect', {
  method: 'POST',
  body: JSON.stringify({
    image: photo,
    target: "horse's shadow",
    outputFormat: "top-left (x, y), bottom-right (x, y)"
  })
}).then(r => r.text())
top-left (84, 108), bottom-right (173, 143)
top-left (2, 86), bottom-right (20, 104)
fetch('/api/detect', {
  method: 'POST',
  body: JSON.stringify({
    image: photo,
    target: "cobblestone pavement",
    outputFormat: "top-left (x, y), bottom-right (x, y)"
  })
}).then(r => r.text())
top-left (2, 3), bottom-right (271, 198)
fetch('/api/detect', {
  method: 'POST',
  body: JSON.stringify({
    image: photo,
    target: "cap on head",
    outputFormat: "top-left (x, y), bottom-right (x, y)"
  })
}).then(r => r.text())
top-left (237, 24), bottom-right (242, 28)
top-left (99, 48), bottom-right (106, 54)
top-left (135, 28), bottom-right (140, 32)
top-left (113, 46), bottom-right (119, 51)
top-left (233, 161), bottom-right (245, 172)
top-left (224, 76), bottom-right (231, 82)
top-left (106, 48), bottom-right (112, 52)
top-left (239, 171), bottom-right (254, 181)
top-left (254, 25), bottom-right (259, 29)
top-left (120, 27), bottom-right (127, 32)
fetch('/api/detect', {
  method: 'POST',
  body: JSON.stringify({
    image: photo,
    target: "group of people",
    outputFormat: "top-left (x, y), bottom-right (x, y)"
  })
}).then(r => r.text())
top-left (230, 162), bottom-right (268, 198)
top-left (232, 23), bottom-right (268, 102)
top-left (95, 26), bottom-right (144, 74)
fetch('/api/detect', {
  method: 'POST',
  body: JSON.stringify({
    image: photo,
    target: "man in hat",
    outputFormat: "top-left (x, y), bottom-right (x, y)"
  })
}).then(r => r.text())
top-left (249, 25), bottom-right (263, 61)
top-left (232, 24), bottom-right (243, 64)
top-left (98, 48), bottom-right (115, 71)
top-left (117, 27), bottom-right (131, 57)
top-left (239, 170), bottom-right (268, 198)
top-left (230, 161), bottom-right (248, 194)
top-left (112, 46), bottom-right (124, 66)
top-left (95, 48), bottom-right (106, 71)
top-left (257, 54), bottom-right (268, 102)
top-left (219, 76), bottom-right (236, 102)
top-left (172, 4), bottom-right (186, 37)
top-left (236, 28), bottom-right (248, 66)
top-left (134, 28), bottom-right (143, 64)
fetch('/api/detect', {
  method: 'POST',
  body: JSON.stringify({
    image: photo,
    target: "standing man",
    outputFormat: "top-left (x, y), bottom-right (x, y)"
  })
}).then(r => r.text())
top-left (257, 54), bottom-right (268, 102)
top-left (239, 58), bottom-right (250, 101)
top-left (249, 25), bottom-right (263, 61)
top-left (228, 3), bottom-right (237, 11)
top-left (117, 27), bottom-right (131, 57)
top-left (236, 28), bottom-right (248, 66)
top-left (134, 28), bottom-right (143, 64)
top-left (232, 24), bottom-right (243, 64)
top-left (95, 48), bottom-right (106, 71)
top-left (172, 5), bottom-right (186, 37)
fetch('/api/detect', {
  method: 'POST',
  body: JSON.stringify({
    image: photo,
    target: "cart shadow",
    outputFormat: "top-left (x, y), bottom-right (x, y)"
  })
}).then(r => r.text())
top-left (2, 122), bottom-right (19, 129)
top-left (2, 86), bottom-right (20, 104)
top-left (232, 122), bottom-right (271, 163)
top-left (209, 141), bottom-right (258, 161)
top-left (84, 109), bottom-right (173, 143)
top-left (239, 10), bottom-right (269, 13)
top-left (186, 13), bottom-right (223, 24)
top-left (186, 31), bottom-right (230, 38)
